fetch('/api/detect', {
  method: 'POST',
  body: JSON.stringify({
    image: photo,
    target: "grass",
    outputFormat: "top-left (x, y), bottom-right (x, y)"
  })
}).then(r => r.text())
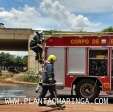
top-left (0, 71), bottom-right (39, 84)
top-left (18, 71), bottom-right (39, 83)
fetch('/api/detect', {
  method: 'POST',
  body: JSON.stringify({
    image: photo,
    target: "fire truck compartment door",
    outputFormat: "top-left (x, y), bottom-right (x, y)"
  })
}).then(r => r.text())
top-left (47, 47), bottom-right (65, 88)
top-left (68, 47), bottom-right (86, 75)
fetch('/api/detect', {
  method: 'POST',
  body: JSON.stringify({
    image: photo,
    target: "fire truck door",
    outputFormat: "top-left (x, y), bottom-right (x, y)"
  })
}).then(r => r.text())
top-left (47, 47), bottom-right (65, 87)
top-left (111, 49), bottom-right (113, 90)
top-left (68, 47), bottom-right (86, 75)
top-left (88, 48), bottom-right (108, 76)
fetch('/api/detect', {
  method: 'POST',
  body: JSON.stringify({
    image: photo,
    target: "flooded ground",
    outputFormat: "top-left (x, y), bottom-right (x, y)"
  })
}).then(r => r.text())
top-left (0, 83), bottom-right (113, 103)
top-left (0, 83), bottom-right (37, 100)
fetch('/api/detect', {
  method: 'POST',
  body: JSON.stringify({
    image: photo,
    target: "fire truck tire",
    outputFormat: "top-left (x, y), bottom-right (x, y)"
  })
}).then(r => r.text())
top-left (75, 79), bottom-right (100, 101)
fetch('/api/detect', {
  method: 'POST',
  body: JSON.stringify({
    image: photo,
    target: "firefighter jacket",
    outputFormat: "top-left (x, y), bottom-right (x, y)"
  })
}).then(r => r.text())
top-left (42, 61), bottom-right (55, 84)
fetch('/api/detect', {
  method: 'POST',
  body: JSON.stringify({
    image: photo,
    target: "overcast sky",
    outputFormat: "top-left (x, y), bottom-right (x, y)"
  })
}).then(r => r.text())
top-left (0, 0), bottom-right (113, 55)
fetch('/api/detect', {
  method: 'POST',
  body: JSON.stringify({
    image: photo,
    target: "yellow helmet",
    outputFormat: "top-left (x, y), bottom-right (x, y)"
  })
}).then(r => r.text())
top-left (47, 55), bottom-right (57, 62)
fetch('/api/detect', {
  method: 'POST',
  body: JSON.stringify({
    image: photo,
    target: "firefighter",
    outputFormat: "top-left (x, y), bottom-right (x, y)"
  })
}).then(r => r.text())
top-left (38, 54), bottom-right (57, 106)
top-left (30, 32), bottom-right (44, 63)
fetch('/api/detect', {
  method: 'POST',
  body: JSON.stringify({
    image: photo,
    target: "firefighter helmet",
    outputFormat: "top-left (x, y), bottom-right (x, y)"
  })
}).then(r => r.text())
top-left (47, 55), bottom-right (57, 62)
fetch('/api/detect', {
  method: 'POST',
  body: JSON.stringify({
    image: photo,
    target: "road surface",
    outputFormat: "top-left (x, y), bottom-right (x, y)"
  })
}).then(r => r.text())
top-left (0, 84), bottom-right (113, 112)
top-left (0, 104), bottom-right (113, 112)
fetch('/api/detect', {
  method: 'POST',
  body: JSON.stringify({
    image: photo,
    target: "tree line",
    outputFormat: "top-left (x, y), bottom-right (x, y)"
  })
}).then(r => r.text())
top-left (0, 52), bottom-right (28, 72)
top-left (43, 26), bottom-right (113, 35)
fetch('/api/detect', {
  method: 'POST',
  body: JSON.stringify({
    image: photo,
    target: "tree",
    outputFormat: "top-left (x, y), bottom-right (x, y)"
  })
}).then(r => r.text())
top-left (22, 55), bottom-right (28, 66)
top-left (8, 55), bottom-right (16, 66)
top-left (0, 52), bottom-right (7, 70)
top-left (0, 52), bottom-right (28, 72)
top-left (102, 26), bottom-right (113, 32)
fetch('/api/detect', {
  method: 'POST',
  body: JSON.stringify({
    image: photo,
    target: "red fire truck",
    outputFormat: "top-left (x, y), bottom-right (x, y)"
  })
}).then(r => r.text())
top-left (43, 33), bottom-right (113, 100)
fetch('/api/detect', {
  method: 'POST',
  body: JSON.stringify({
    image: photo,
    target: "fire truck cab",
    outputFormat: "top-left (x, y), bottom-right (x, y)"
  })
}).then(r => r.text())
top-left (44, 33), bottom-right (113, 100)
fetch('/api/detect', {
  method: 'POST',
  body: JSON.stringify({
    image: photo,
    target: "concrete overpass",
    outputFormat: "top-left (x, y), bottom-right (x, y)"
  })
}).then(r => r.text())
top-left (0, 28), bottom-right (39, 73)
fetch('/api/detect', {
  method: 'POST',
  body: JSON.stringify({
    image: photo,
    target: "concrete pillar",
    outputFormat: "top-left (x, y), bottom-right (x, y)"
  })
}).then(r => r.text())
top-left (28, 34), bottom-right (36, 72)
top-left (28, 33), bottom-right (40, 74)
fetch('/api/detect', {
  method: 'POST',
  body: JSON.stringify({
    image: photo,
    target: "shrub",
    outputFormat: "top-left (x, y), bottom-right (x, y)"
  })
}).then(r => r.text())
top-left (22, 71), bottom-right (38, 83)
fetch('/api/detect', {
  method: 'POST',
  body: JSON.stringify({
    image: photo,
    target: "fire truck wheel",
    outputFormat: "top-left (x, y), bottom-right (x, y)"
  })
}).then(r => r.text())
top-left (75, 79), bottom-right (100, 101)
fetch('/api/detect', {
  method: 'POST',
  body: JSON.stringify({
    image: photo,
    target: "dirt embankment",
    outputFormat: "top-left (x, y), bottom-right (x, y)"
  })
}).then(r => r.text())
top-left (0, 73), bottom-right (37, 85)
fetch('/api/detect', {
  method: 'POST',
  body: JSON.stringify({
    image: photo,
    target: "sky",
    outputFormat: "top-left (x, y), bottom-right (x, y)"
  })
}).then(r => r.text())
top-left (0, 51), bottom-right (28, 57)
top-left (0, 0), bottom-right (113, 32)
top-left (0, 0), bottom-right (113, 55)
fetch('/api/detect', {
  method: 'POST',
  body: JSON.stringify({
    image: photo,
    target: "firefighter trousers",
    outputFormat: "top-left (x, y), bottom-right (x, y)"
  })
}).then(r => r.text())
top-left (38, 84), bottom-right (57, 104)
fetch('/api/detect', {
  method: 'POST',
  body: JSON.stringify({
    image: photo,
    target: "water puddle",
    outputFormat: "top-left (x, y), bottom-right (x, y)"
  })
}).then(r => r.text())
top-left (0, 84), bottom-right (37, 100)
